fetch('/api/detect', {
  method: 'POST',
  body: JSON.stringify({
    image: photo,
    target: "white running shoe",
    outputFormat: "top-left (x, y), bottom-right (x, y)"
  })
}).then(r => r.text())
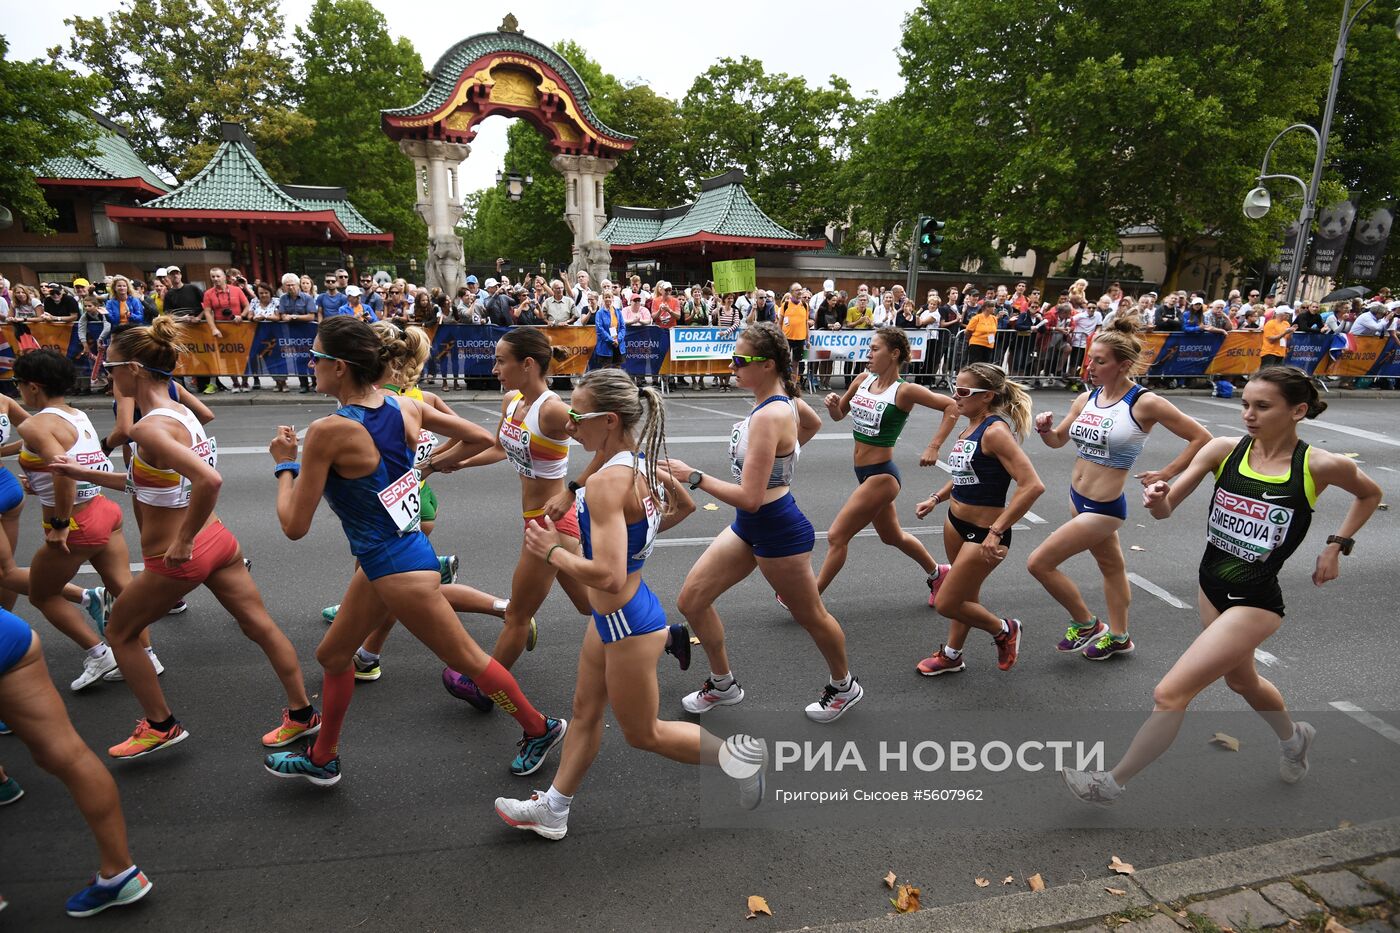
top-left (804, 677), bottom-right (864, 723)
top-left (495, 791), bottom-right (568, 840)
top-left (103, 650), bottom-right (165, 682)
top-left (721, 733), bottom-right (768, 810)
top-left (1061, 768), bottom-right (1122, 807)
top-left (71, 646), bottom-right (118, 692)
top-left (167, 600), bottom-right (188, 616)
top-left (681, 678), bottom-right (745, 714)
top-left (1279, 721), bottom-right (1315, 784)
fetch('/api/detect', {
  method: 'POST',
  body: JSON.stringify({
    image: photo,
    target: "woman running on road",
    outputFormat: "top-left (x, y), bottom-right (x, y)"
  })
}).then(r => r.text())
top-left (914, 363), bottom-right (1045, 677)
top-left (1063, 367), bottom-right (1381, 804)
top-left (263, 316), bottom-right (565, 785)
top-left (1028, 317), bottom-right (1211, 659)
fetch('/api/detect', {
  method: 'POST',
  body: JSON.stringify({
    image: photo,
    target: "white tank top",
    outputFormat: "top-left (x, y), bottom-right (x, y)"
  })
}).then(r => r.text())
top-left (1069, 384), bottom-right (1150, 471)
top-left (499, 390), bottom-right (569, 480)
top-left (19, 408), bottom-right (113, 507)
top-left (729, 395), bottom-right (800, 487)
top-left (128, 406), bottom-right (217, 508)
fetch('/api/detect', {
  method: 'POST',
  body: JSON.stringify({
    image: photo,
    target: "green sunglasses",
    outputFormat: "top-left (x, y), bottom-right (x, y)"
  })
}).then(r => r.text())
top-left (310, 349), bottom-right (344, 364)
top-left (731, 354), bottom-right (769, 368)
top-left (567, 408), bottom-right (610, 423)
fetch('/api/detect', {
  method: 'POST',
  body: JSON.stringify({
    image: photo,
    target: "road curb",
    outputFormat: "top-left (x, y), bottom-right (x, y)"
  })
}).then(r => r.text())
top-left (792, 816), bottom-right (1400, 933)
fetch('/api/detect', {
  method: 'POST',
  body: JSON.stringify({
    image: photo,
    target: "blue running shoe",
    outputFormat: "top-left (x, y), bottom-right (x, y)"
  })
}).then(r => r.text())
top-left (263, 748), bottom-right (341, 787)
top-left (82, 588), bottom-right (107, 636)
top-left (439, 554), bottom-right (459, 586)
top-left (664, 622), bottom-right (692, 671)
top-left (65, 866), bottom-right (153, 917)
top-left (511, 717), bottom-right (567, 776)
top-left (0, 720), bottom-right (11, 735)
top-left (0, 776), bottom-right (23, 805)
top-left (441, 668), bottom-right (494, 712)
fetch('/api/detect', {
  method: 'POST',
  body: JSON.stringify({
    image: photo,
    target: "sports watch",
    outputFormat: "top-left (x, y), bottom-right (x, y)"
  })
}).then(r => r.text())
top-left (1326, 535), bottom-right (1355, 556)
top-left (567, 480), bottom-right (582, 494)
top-left (687, 470), bottom-right (704, 490)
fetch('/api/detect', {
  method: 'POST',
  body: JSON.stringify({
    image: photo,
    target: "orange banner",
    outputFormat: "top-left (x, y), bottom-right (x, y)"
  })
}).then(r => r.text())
top-left (543, 327), bottom-right (598, 376)
top-left (1206, 332), bottom-right (1261, 375)
top-left (1316, 335), bottom-right (1389, 377)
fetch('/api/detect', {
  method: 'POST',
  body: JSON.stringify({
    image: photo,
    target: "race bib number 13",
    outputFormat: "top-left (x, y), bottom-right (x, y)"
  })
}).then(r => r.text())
top-left (378, 468), bottom-right (422, 534)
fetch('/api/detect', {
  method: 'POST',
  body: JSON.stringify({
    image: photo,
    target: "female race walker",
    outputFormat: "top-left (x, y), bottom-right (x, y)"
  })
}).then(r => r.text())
top-left (14, 351), bottom-right (144, 692)
top-left (914, 363), bottom-right (1045, 677)
top-left (1063, 367), bottom-right (1380, 804)
top-left (264, 316), bottom-right (565, 785)
top-left (815, 327), bottom-right (959, 604)
top-left (0, 610), bottom-right (153, 916)
top-left (51, 320), bottom-right (317, 759)
top-left (662, 322), bottom-right (863, 723)
top-left (1027, 317), bottom-right (1211, 659)
top-left (493, 370), bottom-right (765, 839)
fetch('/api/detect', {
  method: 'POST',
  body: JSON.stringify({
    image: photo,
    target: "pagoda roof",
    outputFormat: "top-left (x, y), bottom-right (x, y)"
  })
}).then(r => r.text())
top-left (601, 169), bottom-right (825, 254)
top-left (38, 112), bottom-right (171, 198)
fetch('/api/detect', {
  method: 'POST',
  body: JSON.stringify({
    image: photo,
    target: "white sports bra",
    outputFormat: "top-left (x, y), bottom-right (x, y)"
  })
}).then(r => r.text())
top-left (128, 406), bottom-right (217, 508)
top-left (19, 407), bottom-right (112, 506)
top-left (499, 390), bottom-right (569, 480)
top-left (1069, 385), bottom-right (1150, 471)
top-left (729, 395), bottom-right (800, 487)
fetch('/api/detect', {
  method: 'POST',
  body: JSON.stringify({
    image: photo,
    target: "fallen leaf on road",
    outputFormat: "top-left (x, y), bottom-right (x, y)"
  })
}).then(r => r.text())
top-left (1209, 732), bottom-right (1241, 751)
top-left (1129, 545), bottom-right (1146, 551)
top-left (1105, 887), bottom-right (1128, 896)
top-left (1342, 452), bottom-right (1359, 458)
top-left (1028, 874), bottom-right (1046, 892)
top-left (1108, 856), bottom-right (1135, 875)
top-left (1338, 819), bottom-right (1354, 829)
top-left (703, 503), bottom-right (719, 511)
top-left (689, 635), bottom-right (701, 645)
top-left (891, 884), bottom-right (921, 913)
top-left (883, 871), bottom-right (896, 890)
top-left (1323, 919), bottom-right (1353, 933)
top-left (1002, 875), bottom-right (1015, 885)
top-left (1378, 503), bottom-right (1389, 511)
top-left (745, 895), bottom-right (772, 919)
top-left (975, 877), bottom-right (990, 887)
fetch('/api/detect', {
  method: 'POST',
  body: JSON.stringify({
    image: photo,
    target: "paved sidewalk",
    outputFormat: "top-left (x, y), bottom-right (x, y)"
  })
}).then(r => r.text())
top-left (797, 818), bottom-right (1400, 933)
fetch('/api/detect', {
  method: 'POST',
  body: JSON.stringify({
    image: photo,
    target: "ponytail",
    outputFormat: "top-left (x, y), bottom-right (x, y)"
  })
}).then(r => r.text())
top-left (576, 370), bottom-right (674, 515)
top-left (963, 362), bottom-right (1033, 438)
top-left (738, 321), bottom-right (801, 397)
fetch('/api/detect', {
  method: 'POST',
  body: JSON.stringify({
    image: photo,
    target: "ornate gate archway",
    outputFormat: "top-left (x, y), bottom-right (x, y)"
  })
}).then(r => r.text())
top-left (382, 16), bottom-right (636, 292)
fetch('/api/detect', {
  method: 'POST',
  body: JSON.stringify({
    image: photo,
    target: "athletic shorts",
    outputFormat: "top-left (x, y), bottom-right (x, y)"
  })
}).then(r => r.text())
top-left (420, 483), bottom-right (439, 523)
top-left (854, 460), bottom-right (901, 486)
top-left (0, 468), bottom-right (23, 514)
top-left (0, 608), bottom-right (34, 676)
top-left (948, 511), bottom-right (1014, 548)
top-left (144, 520), bottom-right (239, 584)
top-left (731, 492), bottom-right (815, 558)
top-left (357, 529), bottom-right (439, 581)
top-left (68, 495), bottom-right (123, 549)
top-left (525, 507), bottom-right (581, 540)
top-left (592, 579), bottom-right (668, 644)
top-left (1198, 571), bottom-right (1285, 618)
top-left (1070, 486), bottom-right (1128, 521)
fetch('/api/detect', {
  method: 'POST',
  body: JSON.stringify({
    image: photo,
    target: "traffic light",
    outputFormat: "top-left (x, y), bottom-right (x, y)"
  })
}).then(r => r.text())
top-left (918, 215), bottom-right (945, 264)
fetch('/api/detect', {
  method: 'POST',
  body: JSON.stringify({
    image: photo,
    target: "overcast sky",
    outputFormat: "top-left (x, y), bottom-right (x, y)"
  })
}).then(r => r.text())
top-left (10, 0), bottom-right (914, 197)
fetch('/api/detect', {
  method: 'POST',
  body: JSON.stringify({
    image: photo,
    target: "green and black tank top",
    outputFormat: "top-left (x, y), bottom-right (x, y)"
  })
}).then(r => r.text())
top-left (849, 372), bottom-right (909, 447)
top-left (1199, 437), bottom-right (1316, 587)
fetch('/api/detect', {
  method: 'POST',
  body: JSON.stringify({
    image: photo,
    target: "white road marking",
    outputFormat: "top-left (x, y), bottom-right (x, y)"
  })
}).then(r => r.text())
top-left (1329, 701), bottom-right (1400, 746)
top-left (1253, 649), bottom-right (1284, 668)
top-left (652, 525), bottom-right (943, 549)
top-left (1126, 573), bottom-right (1187, 609)
top-left (668, 400), bottom-right (747, 419)
top-left (1024, 511), bottom-right (1047, 524)
top-left (1188, 398), bottom-right (1400, 447)
top-left (1379, 466), bottom-right (1396, 473)
top-left (217, 433), bottom-right (857, 454)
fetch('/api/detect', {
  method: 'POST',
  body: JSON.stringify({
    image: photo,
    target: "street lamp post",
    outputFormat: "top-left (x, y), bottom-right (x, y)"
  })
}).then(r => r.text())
top-left (1242, 0), bottom-right (1399, 306)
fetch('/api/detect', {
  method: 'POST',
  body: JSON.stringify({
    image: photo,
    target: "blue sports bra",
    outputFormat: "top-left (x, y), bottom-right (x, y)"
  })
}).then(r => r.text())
top-left (577, 450), bottom-right (663, 574)
top-left (322, 396), bottom-right (421, 557)
top-left (948, 415), bottom-right (1014, 507)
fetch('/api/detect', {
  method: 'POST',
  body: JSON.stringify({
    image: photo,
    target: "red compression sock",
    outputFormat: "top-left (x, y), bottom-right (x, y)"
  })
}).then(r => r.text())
top-left (473, 659), bottom-right (547, 735)
top-left (309, 667), bottom-right (355, 766)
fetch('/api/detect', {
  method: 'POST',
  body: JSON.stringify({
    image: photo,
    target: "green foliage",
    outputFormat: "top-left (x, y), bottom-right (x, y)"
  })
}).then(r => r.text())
top-left (0, 37), bottom-right (107, 232)
top-left (458, 121), bottom-right (571, 268)
top-left (61, 0), bottom-right (312, 181)
top-left (288, 0), bottom-right (426, 258)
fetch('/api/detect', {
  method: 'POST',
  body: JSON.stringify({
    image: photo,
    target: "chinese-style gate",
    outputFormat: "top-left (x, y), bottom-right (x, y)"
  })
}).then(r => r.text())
top-left (381, 15), bottom-right (636, 292)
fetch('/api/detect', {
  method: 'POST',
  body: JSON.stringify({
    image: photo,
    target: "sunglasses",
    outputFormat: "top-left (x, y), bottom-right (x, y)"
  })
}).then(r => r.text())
top-left (567, 408), bottom-right (609, 423)
top-left (952, 386), bottom-right (994, 398)
top-left (731, 354), bottom-right (769, 368)
top-left (310, 349), bottom-right (344, 364)
top-left (100, 360), bottom-right (140, 371)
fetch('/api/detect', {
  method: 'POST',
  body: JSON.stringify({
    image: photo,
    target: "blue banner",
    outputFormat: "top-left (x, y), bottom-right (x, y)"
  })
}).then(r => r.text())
top-left (1283, 333), bottom-right (1331, 374)
top-left (430, 325), bottom-right (502, 377)
top-left (623, 328), bottom-right (668, 376)
top-left (1148, 333), bottom-right (1224, 376)
top-left (1372, 337), bottom-right (1400, 378)
top-left (248, 322), bottom-right (316, 376)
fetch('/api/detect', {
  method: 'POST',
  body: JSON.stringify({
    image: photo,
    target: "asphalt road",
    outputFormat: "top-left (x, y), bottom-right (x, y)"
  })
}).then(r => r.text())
top-left (2, 390), bottom-right (1398, 931)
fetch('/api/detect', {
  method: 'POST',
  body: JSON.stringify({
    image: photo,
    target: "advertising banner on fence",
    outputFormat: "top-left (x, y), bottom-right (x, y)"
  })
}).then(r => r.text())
top-left (1147, 333), bottom-right (1223, 376)
top-left (248, 322), bottom-right (316, 376)
top-left (668, 327), bottom-right (739, 361)
top-left (808, 330), bottom-right (928, 362)
top-left (1282, 333), bottom-right (1331, 374)
top-left (1206, 332), bottom-right (1262, 375)
top-left (1318, 334), bottom-right (1389, 377)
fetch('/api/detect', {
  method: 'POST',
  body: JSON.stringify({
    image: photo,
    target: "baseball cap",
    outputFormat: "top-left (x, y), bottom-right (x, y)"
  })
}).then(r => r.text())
top-left (43, 281), bottom-right (61, 290)
top-left (629, 294), bottom-right (642, 302)
top-left (484, 277), bottom-right (499, 288)
top-left (166, 265), bottom-right (181, 274)
top-left (823, 279), bottom-right (835, 292)
top-left (1191, 297), bottom-right (1204, 306)
top-left (73, 277), bottom-right (91, 287)
top-left (344, 285), bottom-right (362, 297)
top-left (466, 275), bottom-right (478, 284)
top-left (155, 267), bottom-right (169, 278)
top-left (1274, 304), bottom-right (1292, 314)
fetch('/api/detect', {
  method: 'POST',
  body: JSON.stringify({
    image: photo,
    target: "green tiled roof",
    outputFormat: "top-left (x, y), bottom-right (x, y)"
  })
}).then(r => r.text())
top-left (384, 29), bottom-right (634, 143)
top-left (40, 119), bottom-right (171, 193)
top-left (601, 171), bottom-right (808, 246)
top-left (144, 138), bottom-right (305, 213)
top-left (291, 190), bottom-right (386, 236)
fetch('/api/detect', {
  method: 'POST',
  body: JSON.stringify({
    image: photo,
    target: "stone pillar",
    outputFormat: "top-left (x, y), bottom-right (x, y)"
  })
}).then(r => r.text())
top-left (399, 139), bottom-right (470, 293)
top-left (551, 154), bottom-right (617, 287)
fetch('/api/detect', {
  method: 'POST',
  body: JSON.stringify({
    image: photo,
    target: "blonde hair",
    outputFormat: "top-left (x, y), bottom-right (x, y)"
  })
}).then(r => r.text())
top-left (370, 320), bottom-right (430, 388)
top-left (963, 362), bottom-right (1033, 438)
top-left (1091, 315), bottom-right (1148, 376)
top-left (575, 368), bottom-right (672, 516)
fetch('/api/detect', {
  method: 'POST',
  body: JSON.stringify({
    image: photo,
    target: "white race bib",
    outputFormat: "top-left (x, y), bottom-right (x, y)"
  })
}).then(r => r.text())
top-left (849, 394), bottom-right (884, 438)
top-left (192, 435), bottom-right (218, 470)
top-left (1069, 411), bottom-right (1110, 463)
top-left (414, 429), bottom-right (437, 467)
top-left (377, 468), bottom-right (422, 534)
top-left (1206, 489), bottom-right (1293, 563)
top-left (947, 439), bottom-right (980, 486)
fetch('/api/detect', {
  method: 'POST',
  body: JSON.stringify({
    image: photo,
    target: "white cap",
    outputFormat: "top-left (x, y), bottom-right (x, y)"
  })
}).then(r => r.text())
top-left (823, 279), bottom-right (835, 292)
top-left (155, 267), bottom-right (169, 277)
top-left (484, 278), bottom-right (499, 288)
top-left (344, 285), bottom-right (362, 297)
top-left (1274, 304), bottom-right (1292, 314)
top-left (1191, 297), bottom-right (1204, 306)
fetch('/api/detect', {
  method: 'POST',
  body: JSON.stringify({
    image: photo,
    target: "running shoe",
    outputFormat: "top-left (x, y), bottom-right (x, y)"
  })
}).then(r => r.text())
top-left (916, 647), bottom-right (966, 676)
top-left (1083, 632), bottom-right (1134, 661)
top-left (71, 645), bottom-right (118, 692)
top-left (805, 678), bottom-right (864, 723)
top-left (526, 616), bottom-right (538, 652)
top-left (664, 622), bottom-right (692, 671)
top-left (65, 867), bottom-right (153, 918)
top-left (322, 604), bottom-right (339, 624)
top-left (82, 587), bottom-right (107, 634)
top-left (242, 558), bottom-right (252, 572)
top-left (103, 649), bottom-right (164, 682)
top-left (108, 719), bottom-right (189, 759)
top-left (0, 776), bottom-right (23, 806)
top-left (1061, 768), bottom-right (1122, 807)
top-left (926, 563), bottom-right (952, 608)
top-left (511, 717), bottom-right (567, 776)
top-left (495, 791), bottom-right (568, 840)
top-left (352, 652), bottom-right (382, 682)
top-left (0, 720), bottom-right (11, 735)
top-left (723, 733), bottom-right (768, 810)
top-left (439, 554), bottom-right (459, 586)
top-left (263, 748), bottom-right (341, 787)
top-left (681, 677), bottom-right (745, 714)
top-left (993, 618), bottom-right (1023, 671)
top-left (441, 668), bottom-right (494, 712)
top-left (1057, 618), bottom-right (1107, 653)
top-left (167, 600), bottom-right (188, 616)
top-left (1279, 721), bottom-right (1316, 784)
top-left (261, 709), bottom-right (322, 748)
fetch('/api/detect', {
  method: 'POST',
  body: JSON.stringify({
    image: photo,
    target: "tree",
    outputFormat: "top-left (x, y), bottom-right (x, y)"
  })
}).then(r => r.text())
top-left (288, 0), bottom-right (426, 258)
top-left (0, 38), bottom-right (107, 232)
top-left (603, 84), bottom-right (690, 210)
top-left (61, 0), bottom-right (311, 182)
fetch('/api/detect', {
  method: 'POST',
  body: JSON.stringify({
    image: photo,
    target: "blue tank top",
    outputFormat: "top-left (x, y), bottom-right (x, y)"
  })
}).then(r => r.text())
top-left (577, 451), bottom-right (662, 574)
top-left (322, 396), bottom-right (419, 558)
top-left (948, 415), bottom-right (1014, 507)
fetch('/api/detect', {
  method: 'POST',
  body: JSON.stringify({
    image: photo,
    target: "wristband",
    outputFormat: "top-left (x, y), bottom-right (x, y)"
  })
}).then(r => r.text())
top-left (274, 461), bottom-right (300, 478)
top-left (567, 480), bottom-right (582, 494)
top-left (930, 491), bottom-right (943, 505)
top-left (49, 516), bottom-right (72, 530)
top-left (545, 544), bottom-right (563, 566)
top-left (987, 527), bottom-right (1005, 539)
